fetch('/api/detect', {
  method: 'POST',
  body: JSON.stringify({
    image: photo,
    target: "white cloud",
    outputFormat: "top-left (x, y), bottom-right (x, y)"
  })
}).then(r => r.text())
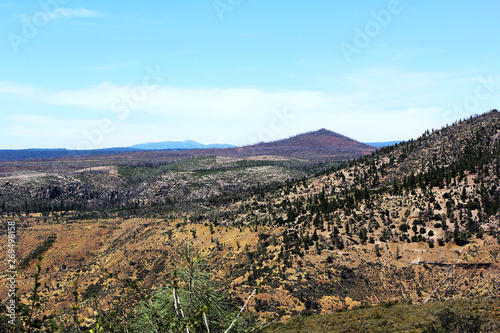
top-left (0, 81), bottom-right (37, 95)
top-left (2, 68), bottom-right (498, 148)
top-left (0, 81), bottom-right (338, 117)
top-left (46, 8), bottom-right (103, 20)
top-left (85, 62), bottom-right (137, 71)
top-left (4, 115), bottom-right (99, 149)
top-left (0, 81), bottom-right (121, 110)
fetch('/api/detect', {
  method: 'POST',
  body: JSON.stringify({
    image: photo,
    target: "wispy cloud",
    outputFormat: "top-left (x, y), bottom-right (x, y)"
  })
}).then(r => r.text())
top-left (389, 46), bottom-right (445, 62)
top-left (4, 114), bottom-right (97, 148)
top-left (0, 81), bottom-right (119, 110)
top-left (45, 8), bottom-right (103, 21)
top-left (2, 68), bottom-right (499, 148)
top-left (85, 61), bottom-right (137, 71)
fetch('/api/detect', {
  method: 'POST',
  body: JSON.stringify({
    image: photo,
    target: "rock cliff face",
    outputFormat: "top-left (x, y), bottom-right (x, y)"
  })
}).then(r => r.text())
top-left (32, 184), bottom-right (103, 201)
top-left (0, 170), bottom-right (132, 211)
top-left (32, 184), bottom-right (64, 200)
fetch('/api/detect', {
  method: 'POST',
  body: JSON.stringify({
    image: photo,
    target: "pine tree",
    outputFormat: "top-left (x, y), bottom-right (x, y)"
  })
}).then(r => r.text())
top-left (133, 245), bottom-right (242, 332)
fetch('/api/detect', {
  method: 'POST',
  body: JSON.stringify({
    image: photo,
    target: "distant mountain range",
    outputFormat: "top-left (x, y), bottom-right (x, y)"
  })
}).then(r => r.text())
top-left (130, 138), bottom-right (399, 150)
top-left (0, 148), bottom-right (138, 161)
top-left (0, 130), bottom-right (396, 161)
top-left (364, 141), bottom-right (402, 148)
top-left (129, 140), bottom-right (236, 150)
top-left (0, 142), bottom-right (236, 161)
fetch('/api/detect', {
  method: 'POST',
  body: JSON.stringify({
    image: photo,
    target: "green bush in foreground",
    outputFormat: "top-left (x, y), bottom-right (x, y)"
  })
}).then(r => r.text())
top-left (131, 245), bottom-right (242, 332)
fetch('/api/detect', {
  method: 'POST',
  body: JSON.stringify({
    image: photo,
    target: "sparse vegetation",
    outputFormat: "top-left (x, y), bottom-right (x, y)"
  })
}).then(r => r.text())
top-left (1, 110), bottom-right (500, 331)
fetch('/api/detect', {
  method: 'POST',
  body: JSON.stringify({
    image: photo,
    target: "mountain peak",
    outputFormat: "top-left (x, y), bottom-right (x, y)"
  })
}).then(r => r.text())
top-left (236, 128), bottom-right (374, 160)
top-left (309, 128), bottom-right (345, 137)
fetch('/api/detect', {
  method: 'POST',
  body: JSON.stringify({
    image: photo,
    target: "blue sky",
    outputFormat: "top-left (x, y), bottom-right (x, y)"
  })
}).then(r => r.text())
top-left (1, 0), bottom-right (500, 149)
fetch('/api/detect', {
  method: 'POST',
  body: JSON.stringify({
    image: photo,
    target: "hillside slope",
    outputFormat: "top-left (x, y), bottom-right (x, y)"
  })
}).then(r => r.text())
top-left (1, 111), bottom-right (499, 329)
